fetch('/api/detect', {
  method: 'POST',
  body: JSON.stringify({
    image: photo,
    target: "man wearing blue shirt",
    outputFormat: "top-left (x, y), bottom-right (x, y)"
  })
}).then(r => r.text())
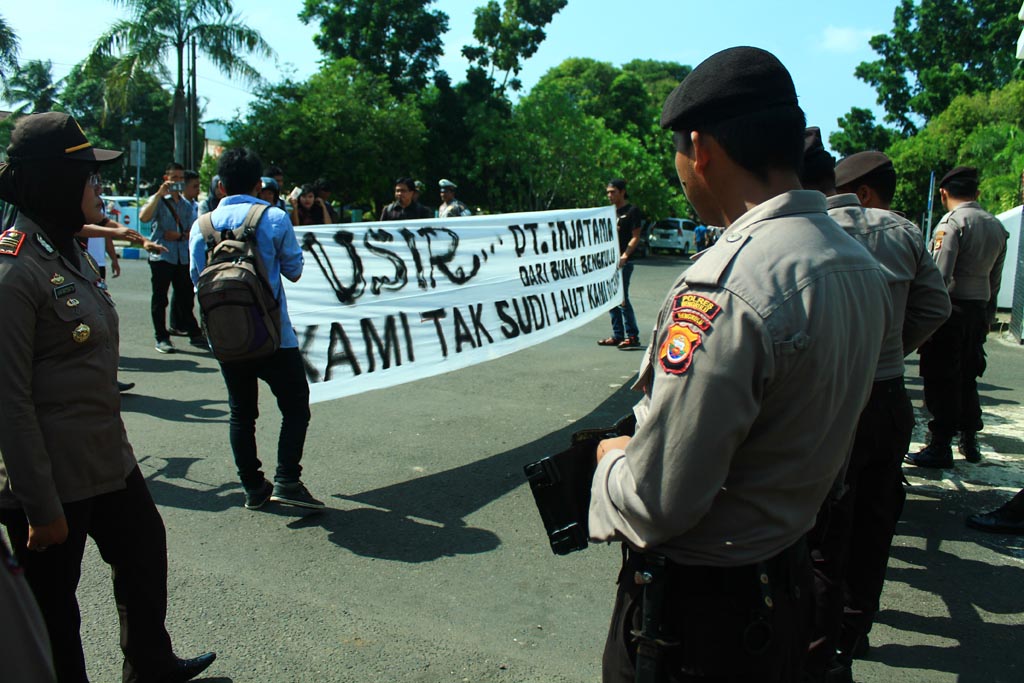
top-left (139, 162), bottom-right (204, 353)
top-left (189, 148), bottom-right (322, 510)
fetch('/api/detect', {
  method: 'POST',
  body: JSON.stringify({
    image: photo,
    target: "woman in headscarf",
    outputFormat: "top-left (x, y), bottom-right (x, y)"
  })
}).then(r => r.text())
top-left (0, 112), bottom-right (214, 683)
top-left (197, 173), bottom-right (225, 215)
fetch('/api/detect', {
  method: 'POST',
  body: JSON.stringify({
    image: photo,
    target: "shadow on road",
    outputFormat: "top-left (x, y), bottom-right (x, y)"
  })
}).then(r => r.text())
top-left (119, 354), bottom-right (219, 374)
top-left (870, 487), bottom-right (1024, 683)
top-left (121, 394), bottom-right (228, 423)
top-left (143, 380), bottom-right (641, 563)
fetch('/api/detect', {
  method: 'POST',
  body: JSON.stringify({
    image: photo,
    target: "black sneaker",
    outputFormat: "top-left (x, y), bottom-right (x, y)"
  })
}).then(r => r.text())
top-left (270, 482), bottom-right (325, 509)
top-left (117, 380), bottom-right (135, 393)
top-left (243, 480), bottom-right (273, 510)
top-left (168, 327), bottom-right (189, 337)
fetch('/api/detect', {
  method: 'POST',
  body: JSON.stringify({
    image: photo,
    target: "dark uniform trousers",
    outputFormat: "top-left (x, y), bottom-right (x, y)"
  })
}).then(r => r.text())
top-left (919, 300), bottom-right (988, 438)
top-left (0, 467), bottom-right (177, 683)
top-left (805, 377), bottom-right (913, 674)
top-left (149, 260), bottom-right (200, 342)
top-left (603, 541), bottom-right (813, 682)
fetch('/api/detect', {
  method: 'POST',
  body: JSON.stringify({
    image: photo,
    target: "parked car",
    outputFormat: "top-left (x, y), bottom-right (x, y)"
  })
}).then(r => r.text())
top-left (648, 217), bottom-right (698, 256)
top-left (103, 195), bottom-right (152, 237)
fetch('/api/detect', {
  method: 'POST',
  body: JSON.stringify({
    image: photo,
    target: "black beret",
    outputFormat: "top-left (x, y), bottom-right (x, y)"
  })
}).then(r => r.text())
top-left (802, 127), bottom-right (835, 172)
top-left (660, 46), bottom-right (798, 131)
top-left (939, 165), bottom-right (978, 188)
top-left (834, 151), bottom-right (893, 188)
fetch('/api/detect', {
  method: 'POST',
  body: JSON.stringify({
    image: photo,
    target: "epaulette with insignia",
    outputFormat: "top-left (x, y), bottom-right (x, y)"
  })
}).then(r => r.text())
top-left (0, 228), bottom-right (26, 256)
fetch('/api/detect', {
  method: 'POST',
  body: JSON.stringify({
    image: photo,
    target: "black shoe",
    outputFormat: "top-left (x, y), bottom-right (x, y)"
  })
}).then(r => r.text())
top-left (159, 652), bottom-right (216, 682)
top-left (966, 507), bottom-right (1024, 534)
top-left (189, 335), bottom-right (209, 350)
top-left (117, 380), bottom-right (135, 393)
top-left (270, 482), bottom-right (325, 509)
top-left (904, 442), bottom-right (953, 469)
top-left (167, 327), bottom-right (189, 337)
top-left (958, 432), bottom-right (982, 463)
top-left (243, 480), bottom-right (274, 510)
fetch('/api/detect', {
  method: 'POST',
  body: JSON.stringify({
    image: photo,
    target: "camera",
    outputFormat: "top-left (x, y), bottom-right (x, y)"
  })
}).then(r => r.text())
top-left (169, 181), bottom-right (185, 192)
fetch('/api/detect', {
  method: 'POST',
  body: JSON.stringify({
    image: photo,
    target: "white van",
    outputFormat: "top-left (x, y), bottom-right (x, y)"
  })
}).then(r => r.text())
top-left (648, 217), bottom-right (698, 256)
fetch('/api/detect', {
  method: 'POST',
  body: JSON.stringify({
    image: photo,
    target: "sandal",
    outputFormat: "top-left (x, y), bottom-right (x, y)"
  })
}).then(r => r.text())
top-left (597, 336), bottom-right (623, 346)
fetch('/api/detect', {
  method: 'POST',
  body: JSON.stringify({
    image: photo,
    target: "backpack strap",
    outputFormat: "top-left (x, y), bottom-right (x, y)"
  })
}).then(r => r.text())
top-left (198, 212), bottom-right (219, 249)
top-left (240, 203), bottom-right (270, 240)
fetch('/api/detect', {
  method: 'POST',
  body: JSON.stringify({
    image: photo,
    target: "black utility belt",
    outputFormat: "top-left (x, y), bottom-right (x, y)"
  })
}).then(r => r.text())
top-left (623, 538), bottom-right (807, 590)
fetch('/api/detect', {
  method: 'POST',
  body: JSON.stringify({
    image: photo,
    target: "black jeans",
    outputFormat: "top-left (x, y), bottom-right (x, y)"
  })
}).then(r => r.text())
top-left (603, 541), bottom-right (813, 682)
top-left (149, 260), bottom-right (200, 342)
top-left (919, 300), bottom-right (988, 437)
top-left (805, 377), bottom-right (913, 674)
top-left (220, 346), bottom-right (311, 490)
top-left (0, 467), bottom-right (177, 683)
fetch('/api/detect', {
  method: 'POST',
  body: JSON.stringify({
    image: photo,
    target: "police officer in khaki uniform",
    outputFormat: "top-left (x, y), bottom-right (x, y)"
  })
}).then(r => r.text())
top-left (1, 534), bottom-right (56, 682)
top-left (0, 113), bottom-right (215, 683)
top-left (801, 138), bottom-right (950, 681)
top-left (906, 166), bottom-right (1009, 468)
top-left (588, 47), bottom-right (893, 682)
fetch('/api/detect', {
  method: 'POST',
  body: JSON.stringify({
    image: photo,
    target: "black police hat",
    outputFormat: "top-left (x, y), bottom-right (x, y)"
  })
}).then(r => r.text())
top-left (7, 112), bottom-right (122, 164)
top-left (802, 127), bottom-right (835, 168)
top-left (660, 46), bottom-right (798, 131)
top-left (834, 151), bottom-right (893, 188)
top-left (939, 165), bottom-right (979, 189)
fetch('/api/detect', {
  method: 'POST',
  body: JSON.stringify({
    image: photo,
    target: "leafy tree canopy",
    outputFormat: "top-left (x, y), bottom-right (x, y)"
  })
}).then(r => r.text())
top-left (0, 13), bottom-right (18, 84)
top-left (228, 58), bottom-right (426, 210)
top-left (1, 59), bottom-right (61, 115)
top-left (854, 0), bottom-right (1022, 135)
top-left (461, 0), bottom-right (567, 93)
top-left (828, 107), bottom-right (897, 158)
top-left (300, 0), bottom-right (448, 97)
top-left (887, 80), bottom-right (1024, 224)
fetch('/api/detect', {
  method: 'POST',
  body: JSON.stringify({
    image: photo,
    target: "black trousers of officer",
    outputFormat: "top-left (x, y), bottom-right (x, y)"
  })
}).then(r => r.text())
top-left (805, 377), bottom-right (913, 674)
top-left (603, 541), bottom-right (813, 682)
top-left (0, 467), bottom-right (177, 683)
top-left (919, 300), bottom-right (988, 438)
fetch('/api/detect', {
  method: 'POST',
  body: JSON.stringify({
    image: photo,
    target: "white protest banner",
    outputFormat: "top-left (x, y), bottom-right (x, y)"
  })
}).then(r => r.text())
top-left (285, 206), bottom-right (621, 403)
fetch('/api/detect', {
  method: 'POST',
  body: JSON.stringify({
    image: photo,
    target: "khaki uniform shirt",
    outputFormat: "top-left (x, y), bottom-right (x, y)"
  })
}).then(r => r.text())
top-left (1, 536), bottom-right (56, 681)
top-left (0, 215), bottom-right (136, 525)
top-left (827, 194), bottom-right (950, 379)
top-left (589, 191), bottom-right (893, 566)
top-left (930, 201), bottom-right (1008, 303)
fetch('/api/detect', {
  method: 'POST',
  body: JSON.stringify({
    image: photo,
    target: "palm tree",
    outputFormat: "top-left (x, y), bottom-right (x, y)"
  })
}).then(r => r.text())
top-left (89, 0), bottom-right (274, 164)
top-left (2, 60), bottom-right (61, 115)
top-left (0, 13), bottom-right (19, 84)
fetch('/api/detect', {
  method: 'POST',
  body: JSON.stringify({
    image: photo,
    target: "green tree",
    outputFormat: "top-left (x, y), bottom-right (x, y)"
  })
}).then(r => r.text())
top-left (89, 0), bottom-right (274, 165)
top-left (887, 80), bottom-right (1024, 224)
top-left (300, 0), bottom-right (448, 98)
top-left (828, 107), bottom-right (897, 157)
top-left (853, 0), bottom-right (1023, 135)
top-left (461, 0), bottom-right (567, 93)
top-left (0, 13), bottom-right (18, 84)
top-left (228, 58), bottom-right (426, 210)
top-left (2, 59), bottom-right (61, 115)
top-left (620, 59), bottom-right (692, 112)
top-left (60, 57), bottom-right (175, 188)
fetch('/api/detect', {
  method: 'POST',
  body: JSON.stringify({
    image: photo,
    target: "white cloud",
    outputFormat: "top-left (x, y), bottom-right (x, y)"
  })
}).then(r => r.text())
top-left (819, 25), bottom-right (877, 53)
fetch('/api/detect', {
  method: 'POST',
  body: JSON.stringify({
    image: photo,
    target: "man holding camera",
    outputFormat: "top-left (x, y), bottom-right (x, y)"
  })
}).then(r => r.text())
top-left (139, 162), bottom-right (204, 354)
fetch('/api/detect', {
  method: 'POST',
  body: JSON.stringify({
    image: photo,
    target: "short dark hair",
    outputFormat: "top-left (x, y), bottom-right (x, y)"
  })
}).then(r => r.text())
top-left (184, 169), bottom-right (200, 182)
top-left (165, 162), bottom-right (184, 174)
top-left (837, 166), bottom-right (897, 204)
top-left (264, 165), bottom-right (283, 177)
top-left (395, 177), bottom-right (416, 191)
top-left (943, 178), bottom-right (979, 198)
top-left (674, 105), bottom-right (806, 181)
top-left (217, 148), bottom-right (263, 196)
top-left (607, 178), bottom-right (626, 191)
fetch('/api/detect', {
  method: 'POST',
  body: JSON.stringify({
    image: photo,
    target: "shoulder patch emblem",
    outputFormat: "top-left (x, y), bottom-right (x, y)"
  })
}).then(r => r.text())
top-left (0, 229), bottom-right (25, 256)
top-left (659, 324), bottom-right (703, 375)
top-left (672, 293), bottom-right (721, 320)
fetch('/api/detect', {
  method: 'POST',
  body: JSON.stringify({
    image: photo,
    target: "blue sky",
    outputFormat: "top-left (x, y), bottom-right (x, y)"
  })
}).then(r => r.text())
top-left (4, 0), bottom-right (901, 151)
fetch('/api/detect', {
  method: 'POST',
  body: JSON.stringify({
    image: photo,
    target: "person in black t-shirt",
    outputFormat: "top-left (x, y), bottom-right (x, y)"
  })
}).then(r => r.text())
top-left (598, 178), bottom-right (643, 349)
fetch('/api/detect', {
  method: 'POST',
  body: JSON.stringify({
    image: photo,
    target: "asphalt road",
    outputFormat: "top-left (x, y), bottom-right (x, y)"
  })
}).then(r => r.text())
top-left (69, 253), bottom-right (1023, 683)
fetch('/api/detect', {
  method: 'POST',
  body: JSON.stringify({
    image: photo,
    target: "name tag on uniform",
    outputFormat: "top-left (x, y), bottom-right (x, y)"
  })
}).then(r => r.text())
top-left (53, 283), bottom-right (76, 299)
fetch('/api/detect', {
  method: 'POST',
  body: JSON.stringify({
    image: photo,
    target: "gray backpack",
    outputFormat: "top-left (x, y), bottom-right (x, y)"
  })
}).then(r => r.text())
top-left (196, 204), bottom-right (281, 363)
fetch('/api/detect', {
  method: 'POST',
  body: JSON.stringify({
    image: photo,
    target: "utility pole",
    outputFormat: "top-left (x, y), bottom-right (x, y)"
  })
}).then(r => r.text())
top-left (190, 36), bottom-right (198, 169)
top-left (1009, 2), bottom-right (1024, 343)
